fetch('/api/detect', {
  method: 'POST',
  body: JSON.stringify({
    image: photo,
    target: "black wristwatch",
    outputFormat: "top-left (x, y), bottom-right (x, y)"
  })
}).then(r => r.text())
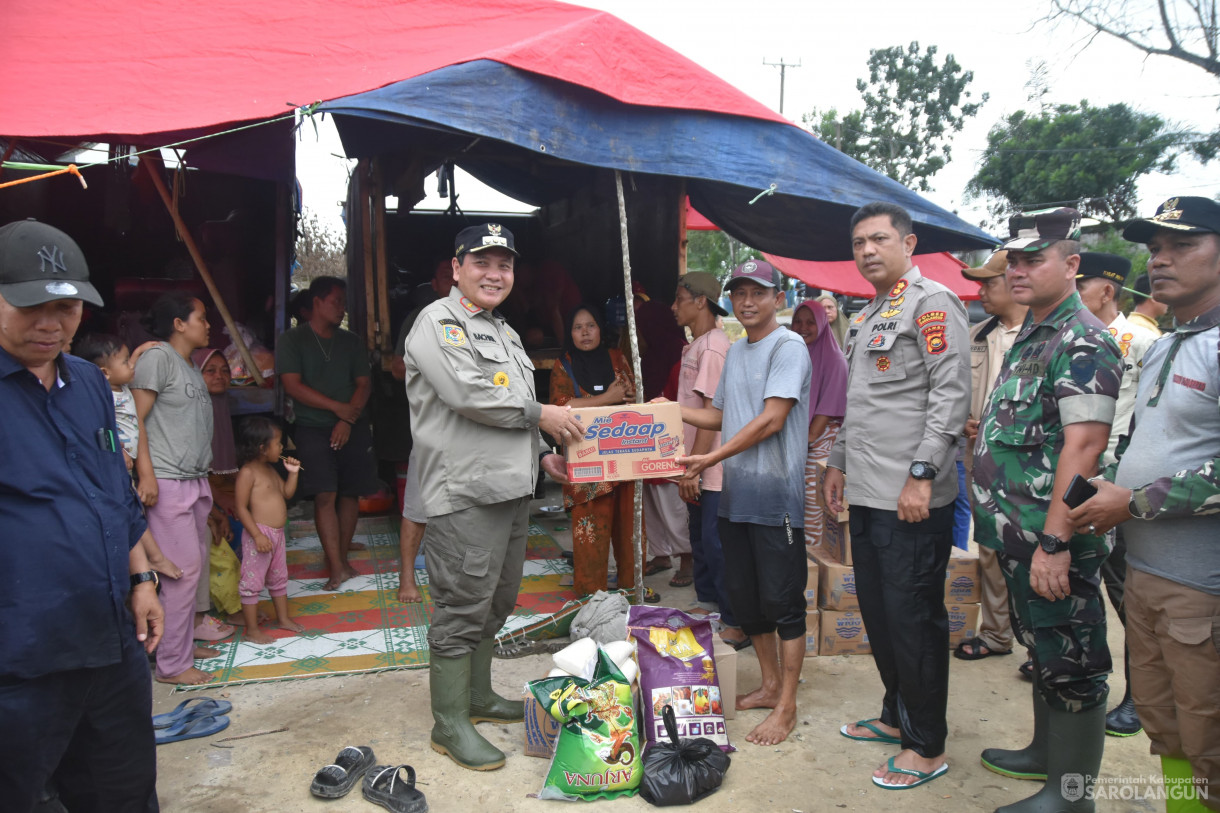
top-left (130, 571), bottom-right (161, 594)
top-left (909, 461), bottom-right (938, 481)
top-left (1038, 533), bottom-right (1071, 555)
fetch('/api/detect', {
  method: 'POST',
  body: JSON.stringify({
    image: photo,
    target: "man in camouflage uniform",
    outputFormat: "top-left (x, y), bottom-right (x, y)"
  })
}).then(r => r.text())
top-left (404, 223), bottom-right (581, 771)
top-left (972, 208), bottom-right (1122, 813)
top-left (1069, 196), bottom-right (1220, 810)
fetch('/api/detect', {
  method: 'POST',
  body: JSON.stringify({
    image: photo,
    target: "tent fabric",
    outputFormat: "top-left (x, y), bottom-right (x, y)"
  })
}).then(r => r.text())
top-left (322, 60), bottom-right (997, 259)
top-left (1, 0), bottom-right (784, 140)
top-left (765, 251), bottom-right (982, 300)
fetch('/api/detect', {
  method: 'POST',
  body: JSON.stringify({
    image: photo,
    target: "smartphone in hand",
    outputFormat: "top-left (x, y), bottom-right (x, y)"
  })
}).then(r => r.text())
top-left (1062, 474), bottom-right (1098, 509)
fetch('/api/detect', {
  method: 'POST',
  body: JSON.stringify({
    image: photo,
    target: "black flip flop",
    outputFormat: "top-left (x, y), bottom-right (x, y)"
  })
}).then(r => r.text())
top-left (954, 637), bottom-right (1012, 661)
top-left (1018, 659), bottom-right (1035, 681)
top-left (719, 633), bottom-right (753, 652)
top-left (310, 745), bottom-right (376, 799)
top-left (363, 764), bottom-right (428, 813)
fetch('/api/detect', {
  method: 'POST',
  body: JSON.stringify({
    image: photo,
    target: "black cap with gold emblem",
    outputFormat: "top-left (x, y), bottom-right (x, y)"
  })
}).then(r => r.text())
top-left (455, 223), bottom-right (519, 258)
top-left (1123, 196), bottom-right (1220, 244)
top-left (1076, 252), bottom-right (1131, 287)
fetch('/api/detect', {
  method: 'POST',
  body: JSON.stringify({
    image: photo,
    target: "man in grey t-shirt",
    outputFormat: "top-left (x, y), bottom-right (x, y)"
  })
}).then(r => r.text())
top-left (679, 260), bottom-right (811, 748)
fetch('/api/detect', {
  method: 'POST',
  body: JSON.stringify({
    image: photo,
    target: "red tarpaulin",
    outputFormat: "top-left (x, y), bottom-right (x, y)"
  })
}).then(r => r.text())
top-left (1, 0), bottom-right (786, 140)
top-left (685, 198), bottom-right (981, 300)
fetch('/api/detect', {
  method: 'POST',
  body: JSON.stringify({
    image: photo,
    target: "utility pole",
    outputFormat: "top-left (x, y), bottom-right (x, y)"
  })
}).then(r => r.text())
top-left (763, 57), bottom-right (801, 116)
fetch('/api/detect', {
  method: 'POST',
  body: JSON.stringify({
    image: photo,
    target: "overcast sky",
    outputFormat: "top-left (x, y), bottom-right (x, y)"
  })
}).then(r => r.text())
top-left (295, 0), bottom-right (1220, 234)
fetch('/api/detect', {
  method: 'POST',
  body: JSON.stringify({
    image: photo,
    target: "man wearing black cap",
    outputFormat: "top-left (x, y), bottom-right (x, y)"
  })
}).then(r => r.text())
top-left (404, 223), bottom-right (580, 771)
top-left (973, 208), bottom-right (1123, 812)
top-left (678, 259), bottom-right (811, 747)
top-left (1069, 196), bottom-right (1220, 809)
top-left (824, 202), bottom-right (970, 790)
top-left (957, 249), bottom-right (1027, 662)
top-left (1075, 251), bottom-right (1158, 738)
top-left (0, 219), bottom-right (164, 811)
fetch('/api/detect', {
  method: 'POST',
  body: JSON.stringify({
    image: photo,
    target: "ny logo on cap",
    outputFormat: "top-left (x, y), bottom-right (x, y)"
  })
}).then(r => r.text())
top-left (38, 245), bottom-right (67, 275)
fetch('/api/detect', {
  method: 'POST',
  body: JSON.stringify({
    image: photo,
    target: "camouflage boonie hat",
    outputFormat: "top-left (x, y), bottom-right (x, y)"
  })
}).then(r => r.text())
top-left (1002, 207), bottom-right (1082, 253)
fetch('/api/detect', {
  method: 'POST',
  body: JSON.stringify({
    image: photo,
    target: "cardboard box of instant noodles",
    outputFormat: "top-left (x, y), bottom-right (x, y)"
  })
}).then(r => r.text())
top-left (563, 403), bottom-right (687, 484)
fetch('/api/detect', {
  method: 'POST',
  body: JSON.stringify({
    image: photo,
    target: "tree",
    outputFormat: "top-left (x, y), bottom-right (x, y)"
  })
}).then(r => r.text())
top-left (966, 101), bottom-right (1187, 223)
top-left (686, 230), bottom-right (760, 281)
top-left (803, 42), bottom-right (988, 191)
top-left (1047, 0), bottom-right (1219, 81)
top-left (293, 211), bottom-right (346, 286)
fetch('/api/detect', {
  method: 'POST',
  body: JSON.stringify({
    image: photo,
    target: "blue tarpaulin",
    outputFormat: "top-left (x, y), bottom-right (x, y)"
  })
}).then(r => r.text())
top-left (322, 60), bottom-right (997, 261)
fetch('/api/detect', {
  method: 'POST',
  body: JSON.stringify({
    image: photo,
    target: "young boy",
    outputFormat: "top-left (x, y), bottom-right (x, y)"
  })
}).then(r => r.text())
top-left (234, 416), bottom-right (306, 644)
top-left (74, 333), bottom-right (182, 580)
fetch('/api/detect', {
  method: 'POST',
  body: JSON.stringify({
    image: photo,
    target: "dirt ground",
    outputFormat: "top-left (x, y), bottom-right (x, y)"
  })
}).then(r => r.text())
top-left (154, 496), bottom-right (1158, 812)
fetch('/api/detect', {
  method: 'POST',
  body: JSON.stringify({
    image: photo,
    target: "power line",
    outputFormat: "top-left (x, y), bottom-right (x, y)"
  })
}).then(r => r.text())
top-left (763, 57), bottom-right (801, 116)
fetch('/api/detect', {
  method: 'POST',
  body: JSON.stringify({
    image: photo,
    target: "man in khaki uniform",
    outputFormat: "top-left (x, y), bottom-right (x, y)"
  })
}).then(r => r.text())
top-left (957, 250), bottom-right (1027, 662)
top-left (825, 202), bottom-right (970, 790)
top-left (404, 223), bottom-right (581, 771)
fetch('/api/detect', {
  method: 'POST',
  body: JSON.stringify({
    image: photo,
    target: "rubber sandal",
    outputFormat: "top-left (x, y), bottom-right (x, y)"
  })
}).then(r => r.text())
top-left (718, 633), bottom-right (753, 652)
top-left (839, 719), bottom-right (901, 744)
top-left (152, 697), bottom-right (233, 729)
top-left (1018, 659), bottom-right (1035, 681)
top-left (363, 764), bottom-right (428, 813)
top-left (154, 714), bottom-right (230, 745)
top-left (953, 637), bottom-right (1012, 661)
top-left (644, 560), bottom-right (671, 576)
top-left (643, 587), bottom-right (662, 604)
top-left (193, 615), bottom-right (235, 642)
top-left (310, 746), bottom-right (376, 799)
top-left (871, 757), bottom-right (948, 790)
top-left (668, 571), bottom-right (693, 587)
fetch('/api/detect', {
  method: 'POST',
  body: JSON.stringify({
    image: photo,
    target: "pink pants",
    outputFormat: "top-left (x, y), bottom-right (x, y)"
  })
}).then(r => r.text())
top-left (239, 523), bottom-right (289, 604)
top-left (147, 477), bottom-right (213, 679)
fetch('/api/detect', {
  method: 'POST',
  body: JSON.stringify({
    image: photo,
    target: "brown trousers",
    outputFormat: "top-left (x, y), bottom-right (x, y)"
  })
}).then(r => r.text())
top-left (977, 545), bottom-right (1015, 652)
top-left (1126, 567), bottom-right (1220, 810)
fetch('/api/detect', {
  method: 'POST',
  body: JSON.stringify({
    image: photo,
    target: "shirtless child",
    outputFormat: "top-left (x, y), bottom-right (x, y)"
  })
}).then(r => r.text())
top-left (234, 417), bottom-right (306, 644)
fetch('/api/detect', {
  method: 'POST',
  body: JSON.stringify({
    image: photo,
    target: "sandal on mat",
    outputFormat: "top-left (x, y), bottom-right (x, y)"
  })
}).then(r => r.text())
top-left (871, 757), bottom-right (948, 790)
top-left (839, 719), bottom-right (901, 744)
top-left (363, 764), bottom-right (428, 813)
top-left (152, 697), bottom-right (232, 729)
top-left (311, 746), bottom-right (376, 799)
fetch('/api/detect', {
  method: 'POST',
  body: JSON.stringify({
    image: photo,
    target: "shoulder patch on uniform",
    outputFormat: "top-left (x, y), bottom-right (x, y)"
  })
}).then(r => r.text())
top-left (436, 318), bottom-right (467, 347)
top-left (916, 311), bottom-right (946, 328)
top-left (853, 311), bottom-right (867, 325)
top-left (459, 296), bottom-right (482, 314)
top-left (888, 279), bottom-right (909, 298)
top-left (922, 324), bottom-right (948, 355)
top-left (1069, 354), bottom-right (1096, 386)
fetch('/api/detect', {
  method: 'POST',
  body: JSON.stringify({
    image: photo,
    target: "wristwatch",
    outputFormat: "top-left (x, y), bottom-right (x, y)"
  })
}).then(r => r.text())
top-left (130, 571), bottom-right (161, 594)
top-left (909, 461), bottom-right (938, 481)
top-left (1038, 533), bottom-right (1071, 555)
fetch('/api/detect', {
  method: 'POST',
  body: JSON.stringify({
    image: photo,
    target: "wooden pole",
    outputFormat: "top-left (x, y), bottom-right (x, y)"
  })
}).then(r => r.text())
top-left (138, 154), bottom-right (265, 386)
top-left (360, 161), bottom-right (376, 352)
top-left (615, 170), bottom-right (645, 606)
top-left (373, 162), bottom-right (391, 361)
top-left (677, 181), bottom-right (688, 277)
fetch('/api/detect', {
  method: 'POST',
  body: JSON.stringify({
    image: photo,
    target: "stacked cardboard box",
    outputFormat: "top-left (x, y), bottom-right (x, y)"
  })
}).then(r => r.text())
top-left (944, 547), bottom-right (981, 647)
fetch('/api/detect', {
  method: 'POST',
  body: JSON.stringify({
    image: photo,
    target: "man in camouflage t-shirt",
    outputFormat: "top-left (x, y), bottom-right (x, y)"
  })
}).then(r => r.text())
top-left (972, 208), bottom-right (1122, 812)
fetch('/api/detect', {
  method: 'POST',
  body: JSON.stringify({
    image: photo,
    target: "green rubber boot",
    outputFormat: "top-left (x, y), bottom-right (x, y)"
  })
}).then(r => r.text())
top-left (469, 638), bottom-right (525, 724)
top-left (994, 704), bottom-right (1105, 813)
top-left (429, 652), bottom-right (506, 771)
top-left (982, 686), bottom-right (1050, 781)
top-left (1161, 756), bottom-right (1211, 813)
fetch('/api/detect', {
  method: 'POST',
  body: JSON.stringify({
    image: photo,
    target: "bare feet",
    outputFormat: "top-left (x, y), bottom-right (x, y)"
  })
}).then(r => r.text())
top-left (244, 626), bottom-right (276, 645)
top-left (156, 667), bottom-right (214, 686)
top-left (193, 645), bottom-right (220, 659)
top-left (226, 610), bottom-right (271, 626)
top-left (323, 564), bottom-right (359, 591)
top-left (747, 702), bottom-right (797, 745)
top-left (348, 541), bottom-right (367, 551)
top-left (147, 553), bottom-right (183, 580)
top-left (397, 582), bottom-right (422, 603)
top-left (737, 683), bottom-right (781, 711)
top-left (873, 749), bottom-right (946, 787)
top-left (844, 718), bottom-right (900, 741)
top-left (276, 617), bottom-right (305, 634)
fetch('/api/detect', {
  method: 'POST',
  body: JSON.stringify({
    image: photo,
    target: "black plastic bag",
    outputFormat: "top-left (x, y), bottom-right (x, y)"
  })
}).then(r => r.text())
top-left (639, 705), bottom-right (731, 806)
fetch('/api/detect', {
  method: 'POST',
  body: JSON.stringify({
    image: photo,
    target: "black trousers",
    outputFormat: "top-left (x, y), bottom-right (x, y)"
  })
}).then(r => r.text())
top-left (718, 518), bottom-right (807, 641)
top-left (1100, 525), bottom-right (1128, 625)
top-left (850, 504), bottom-right (954, 758)
top-left (0, 634), bottom-right (159, 813)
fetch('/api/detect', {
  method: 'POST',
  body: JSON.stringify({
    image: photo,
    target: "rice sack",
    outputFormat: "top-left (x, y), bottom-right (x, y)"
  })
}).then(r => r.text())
top-left (526, 649), bottom-right (641, 801)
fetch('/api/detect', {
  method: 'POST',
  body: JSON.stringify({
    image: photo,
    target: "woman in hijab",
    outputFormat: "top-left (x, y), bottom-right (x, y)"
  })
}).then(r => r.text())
top-left (816, 294), bottom-right (850, 350)
top-left (550, 305), bottom-right (655, 600)
top-left (791, 300), bottom-right (849, 546)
